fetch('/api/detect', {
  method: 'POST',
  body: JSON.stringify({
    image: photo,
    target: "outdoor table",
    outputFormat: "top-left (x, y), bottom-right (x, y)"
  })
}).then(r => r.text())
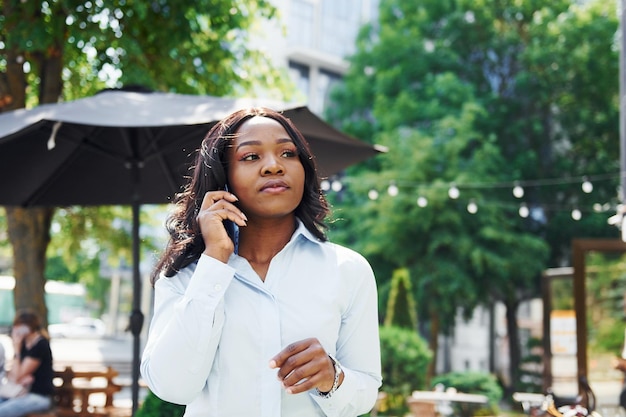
top-left (408, 390), bottom-right (489, 417)
top-left (512, 392), bottom-right (546, 415)
top-left (70, 378), bottom-right (112, 417)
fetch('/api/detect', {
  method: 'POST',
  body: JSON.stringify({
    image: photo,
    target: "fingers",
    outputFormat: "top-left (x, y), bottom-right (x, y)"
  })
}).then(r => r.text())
top-left (197, 191), bottom-right (247, 262)
top-left (199, 191), bottom-right (247, 225)
top-left (269, 338), bottom-right (335, 394)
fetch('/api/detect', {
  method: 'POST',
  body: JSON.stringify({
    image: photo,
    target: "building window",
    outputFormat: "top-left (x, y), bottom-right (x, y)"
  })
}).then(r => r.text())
top-left (288, 0), bottom-right (315, 49)
top-left (316, 69), bottom-right (342, 114)
top-left (320, 0), bottom-right (362, 57)
top-left (288, 61), bottom-right (310, 99)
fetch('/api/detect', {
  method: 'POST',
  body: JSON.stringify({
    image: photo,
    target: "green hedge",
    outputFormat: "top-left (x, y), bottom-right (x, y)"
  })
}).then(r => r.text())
top-left (135, 391), bottom-right (185, 417)
top-left (379, 325), bottom-right (432, 415)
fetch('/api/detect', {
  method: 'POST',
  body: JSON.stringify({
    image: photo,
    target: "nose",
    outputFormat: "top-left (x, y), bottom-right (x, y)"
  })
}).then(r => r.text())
top-left (262, 155), bottom-right (284, 175)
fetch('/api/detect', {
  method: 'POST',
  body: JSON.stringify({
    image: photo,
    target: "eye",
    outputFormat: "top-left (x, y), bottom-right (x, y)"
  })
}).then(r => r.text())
top-left (241, 153), bottom-right (259, 161)
top-left (281, 148), bottom-right (298, 158)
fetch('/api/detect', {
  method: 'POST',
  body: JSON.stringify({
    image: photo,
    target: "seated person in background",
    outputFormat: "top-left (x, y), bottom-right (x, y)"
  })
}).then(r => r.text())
top-left (0, 338), bottom-right (5, 379)
top-left (0, 309), bottom-right (54, 417)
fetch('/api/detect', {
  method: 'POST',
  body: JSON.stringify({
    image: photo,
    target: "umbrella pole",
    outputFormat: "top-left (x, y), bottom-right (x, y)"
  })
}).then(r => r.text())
top-left (129, 199), bottom-right (144, 416)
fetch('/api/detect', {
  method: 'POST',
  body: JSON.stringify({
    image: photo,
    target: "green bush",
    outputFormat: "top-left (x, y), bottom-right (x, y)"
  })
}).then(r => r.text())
top-left (135, 390), bottom-right (185, 417)
top-left (431, 371), bottom-right (503, 415)
top-left (379, 325), bottom-right (432, 415)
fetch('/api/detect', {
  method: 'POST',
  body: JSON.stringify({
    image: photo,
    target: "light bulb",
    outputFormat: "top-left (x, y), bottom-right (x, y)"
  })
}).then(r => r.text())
top-left (582, 178), bottom-right (593, 193)
top-left (519, 203), bottom-right (529, 218)
top-left (448, 185), bottom-right (460, 199)
top-left (467, 200), bottom-right (478, 214)
top-left (387, 183), bottom-right (399, 196)
top-left (320, 180), bottom-right (330, 191)
top-left (368, 189), bottom-right (379, 200)
top-left (331, 180), bottom-right (343, 192)
top-left (571, 209), bottom-right (582, 221)
top-left (513, 184), bottom-right (524, 198)
top-left (417, 196), bottom-right (428, 207)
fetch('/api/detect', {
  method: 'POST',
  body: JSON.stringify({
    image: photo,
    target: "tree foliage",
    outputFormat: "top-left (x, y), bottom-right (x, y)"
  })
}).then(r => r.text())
top-left (1, 0), bottom-right (292, 104)
top-left (326, 0), bottom-right (619, 390)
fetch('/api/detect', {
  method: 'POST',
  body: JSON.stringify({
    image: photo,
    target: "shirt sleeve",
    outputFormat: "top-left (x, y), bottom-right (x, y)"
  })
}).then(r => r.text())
top-left (140, 255), bottom-right (235, 405)
top-left (311, 249), bottom-right (383, 417)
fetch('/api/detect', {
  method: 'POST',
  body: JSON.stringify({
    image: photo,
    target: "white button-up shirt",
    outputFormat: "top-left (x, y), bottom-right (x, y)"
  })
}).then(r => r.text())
top-left (141, 220), bottom-right (382, 417)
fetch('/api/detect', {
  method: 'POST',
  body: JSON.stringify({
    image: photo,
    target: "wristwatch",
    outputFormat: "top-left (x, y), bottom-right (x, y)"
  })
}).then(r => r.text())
top-left (316, 354), bottom-right (343, 398)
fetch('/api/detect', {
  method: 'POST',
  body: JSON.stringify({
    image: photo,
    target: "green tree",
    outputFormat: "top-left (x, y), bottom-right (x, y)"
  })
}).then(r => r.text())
top-left (384, 268), bottom-right (418, 329)
top-left (326, 0), bottom-right (618, 390)
top-left (0, 0), bottom-right (292, 325)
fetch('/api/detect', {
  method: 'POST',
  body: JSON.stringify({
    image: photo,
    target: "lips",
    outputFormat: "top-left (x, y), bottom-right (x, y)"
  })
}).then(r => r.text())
top-left (260, 180), bottom-right (289, 191)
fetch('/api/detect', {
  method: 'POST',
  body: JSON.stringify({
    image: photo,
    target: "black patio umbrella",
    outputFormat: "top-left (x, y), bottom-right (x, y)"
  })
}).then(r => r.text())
top-left (0, 90), bottom-right (385, 414)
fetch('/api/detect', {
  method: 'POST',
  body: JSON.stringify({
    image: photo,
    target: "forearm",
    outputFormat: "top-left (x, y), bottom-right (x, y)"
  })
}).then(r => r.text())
top-left (141, 255), bottom-right (234, 404)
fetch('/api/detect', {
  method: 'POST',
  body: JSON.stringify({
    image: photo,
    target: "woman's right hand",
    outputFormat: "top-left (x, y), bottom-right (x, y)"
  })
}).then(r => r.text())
top-left (197, 191), bottom-right (247, 263)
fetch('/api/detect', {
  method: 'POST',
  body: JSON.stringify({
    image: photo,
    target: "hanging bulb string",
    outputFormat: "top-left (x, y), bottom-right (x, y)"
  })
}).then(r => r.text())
top-left (328, 171), bottom-right (621, 191)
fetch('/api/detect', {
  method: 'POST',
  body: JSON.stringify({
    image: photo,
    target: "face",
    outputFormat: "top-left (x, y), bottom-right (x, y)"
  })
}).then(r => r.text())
top-left (227, 116), bottom-right (305, 220)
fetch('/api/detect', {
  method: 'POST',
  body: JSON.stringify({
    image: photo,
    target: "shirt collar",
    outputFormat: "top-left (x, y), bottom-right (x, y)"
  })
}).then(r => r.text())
top-left (293, 217), bottom-right (324, 246)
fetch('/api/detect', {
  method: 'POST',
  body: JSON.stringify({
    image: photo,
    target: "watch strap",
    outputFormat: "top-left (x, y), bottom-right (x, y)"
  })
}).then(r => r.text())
top-left (316, 354), bottom-right (342, 398)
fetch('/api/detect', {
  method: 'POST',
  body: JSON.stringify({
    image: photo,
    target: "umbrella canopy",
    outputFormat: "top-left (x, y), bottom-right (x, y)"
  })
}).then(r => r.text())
top-left (0, 90), bottom-right (385, 206)
top-left (0, 90), bottom-right (385, 414)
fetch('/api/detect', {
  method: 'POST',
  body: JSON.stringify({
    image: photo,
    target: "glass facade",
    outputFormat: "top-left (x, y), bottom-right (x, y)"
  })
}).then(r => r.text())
top-left (284, 0), bottom-right (379, 114)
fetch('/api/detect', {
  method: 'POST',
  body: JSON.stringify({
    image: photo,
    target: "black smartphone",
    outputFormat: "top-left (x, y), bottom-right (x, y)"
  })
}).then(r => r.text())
top-left (223, 185), bottom-right (239, 254)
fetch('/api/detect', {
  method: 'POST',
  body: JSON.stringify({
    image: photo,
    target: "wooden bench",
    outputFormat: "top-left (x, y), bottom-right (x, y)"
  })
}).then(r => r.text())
top-left (26, 365), bottom-right (125, 417)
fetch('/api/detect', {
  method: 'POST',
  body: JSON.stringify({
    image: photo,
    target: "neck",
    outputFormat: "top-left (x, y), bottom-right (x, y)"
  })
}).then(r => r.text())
top-left (238, 217), bottom-right (297, 266)
top-left (25, 331), bottom-right (41, 348)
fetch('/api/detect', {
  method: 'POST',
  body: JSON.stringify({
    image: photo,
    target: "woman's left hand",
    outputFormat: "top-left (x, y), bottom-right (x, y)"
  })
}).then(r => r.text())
top-left (269, 338), bottom-right (341, 394)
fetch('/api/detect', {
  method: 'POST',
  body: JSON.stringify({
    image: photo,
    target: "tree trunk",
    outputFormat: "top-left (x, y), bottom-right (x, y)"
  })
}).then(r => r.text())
top-left (505, 299), bottom-right (521, 395)
top-left (426, 311), bottom-right (440, 385)
top-left (0, 1), bottom-right (26, 112)
top-left (5, 206), bottom-right (54, 327)
top-left (2, 1), bottom-right (65, 327)
top-left (38, 38), bottom-right (64, 104)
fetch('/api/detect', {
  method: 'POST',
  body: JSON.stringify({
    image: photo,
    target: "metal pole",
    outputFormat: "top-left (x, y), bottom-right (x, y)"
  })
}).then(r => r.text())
top-left (130, 200), bottom-right (143, 416)
top-left (618, 0), bottom-right (626, 202)
top-left (129, 159), bottom-right (144, 416)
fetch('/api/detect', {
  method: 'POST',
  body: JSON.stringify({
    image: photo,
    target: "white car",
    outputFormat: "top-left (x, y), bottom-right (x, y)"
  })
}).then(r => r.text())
top-left (48, 317), bottom-right (106, 339)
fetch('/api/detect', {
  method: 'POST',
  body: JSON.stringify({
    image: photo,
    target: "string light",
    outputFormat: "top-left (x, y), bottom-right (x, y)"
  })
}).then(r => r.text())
top-left (448, 184), bottom-right (460, 199)
top-left (467, 200), bottom-right (478, 214)
top-left (519, 203), bottom-right (530, 218)
top-left (320, 172), bottom-right (621, 218)
top-left (387, 183), bottom-right (399, 197)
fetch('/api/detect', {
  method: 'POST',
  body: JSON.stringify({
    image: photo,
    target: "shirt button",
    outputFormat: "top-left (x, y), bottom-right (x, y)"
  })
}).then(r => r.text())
top-left (214, 284), bottom-right (222, 291)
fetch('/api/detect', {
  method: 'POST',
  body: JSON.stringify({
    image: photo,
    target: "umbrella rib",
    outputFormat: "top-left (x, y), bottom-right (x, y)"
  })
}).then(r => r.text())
top-left (139, 126), bottom-right (208, 197)
top-left (140, 128), bottom-right (190, 197)
top-left (61, 124), bottom-right (135, 164)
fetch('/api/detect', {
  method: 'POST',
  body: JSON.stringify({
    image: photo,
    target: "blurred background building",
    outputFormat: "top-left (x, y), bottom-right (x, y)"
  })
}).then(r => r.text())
top-left (265, 0), bottom-right (380, 115)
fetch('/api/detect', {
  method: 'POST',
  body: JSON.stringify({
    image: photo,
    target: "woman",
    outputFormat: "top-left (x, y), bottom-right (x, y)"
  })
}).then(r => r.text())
top-left (0, 309), bottom-right (54, 417)
top-left (141, 107), bottom-right (382, 416)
